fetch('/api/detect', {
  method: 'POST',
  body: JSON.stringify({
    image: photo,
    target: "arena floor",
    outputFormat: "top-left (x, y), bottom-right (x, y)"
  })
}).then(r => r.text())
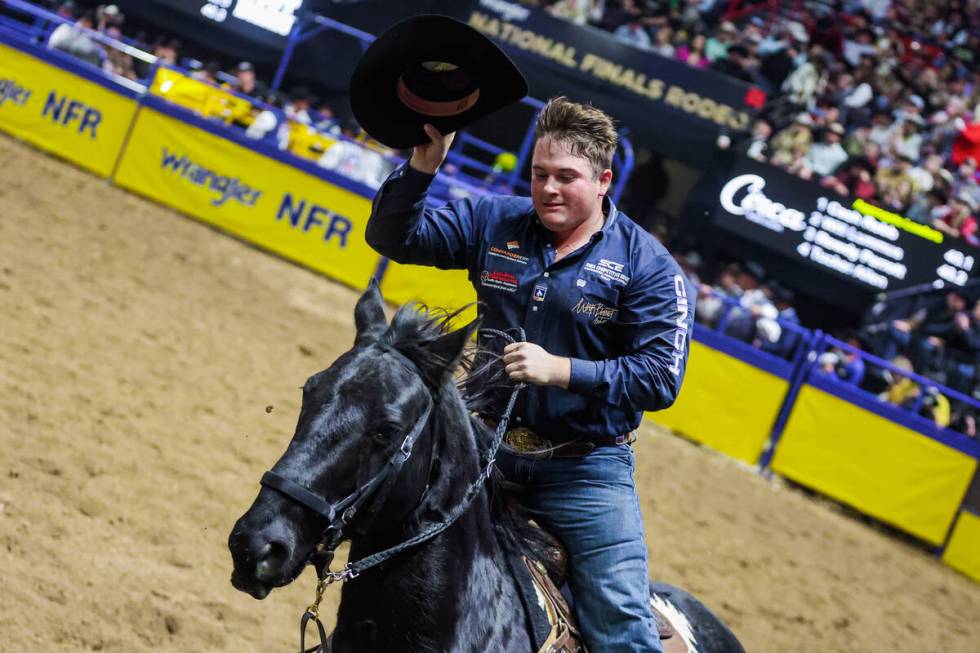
top-left (1, 132), bottom-right (978, 652)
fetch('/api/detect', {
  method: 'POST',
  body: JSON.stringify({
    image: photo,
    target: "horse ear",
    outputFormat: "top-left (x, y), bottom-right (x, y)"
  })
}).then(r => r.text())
top-left (426, 317), bottom-right (482, 377)
top-left (354, 278), bottom-right (387, 345)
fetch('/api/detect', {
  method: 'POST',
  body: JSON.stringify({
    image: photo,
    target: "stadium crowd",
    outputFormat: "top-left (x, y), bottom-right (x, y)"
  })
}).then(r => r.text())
top-left (530, 0), bottom-right (980, 245)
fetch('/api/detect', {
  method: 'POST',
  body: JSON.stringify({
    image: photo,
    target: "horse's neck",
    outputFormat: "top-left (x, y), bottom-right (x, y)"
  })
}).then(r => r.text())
top-left (331, 391), bottom-right (530, 653)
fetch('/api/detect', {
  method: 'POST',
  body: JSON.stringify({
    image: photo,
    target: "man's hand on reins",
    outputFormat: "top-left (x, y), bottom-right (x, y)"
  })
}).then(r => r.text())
top-left (503, 342), bottom-right (571, 389)
top-left (410, 123), bottom-right (455, 175)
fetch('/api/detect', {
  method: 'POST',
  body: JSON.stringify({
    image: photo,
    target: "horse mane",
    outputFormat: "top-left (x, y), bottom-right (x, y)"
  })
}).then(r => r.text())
top-left (382, 302), bottom-right (568, 584)
top-left (381, 302), bottom-right (508, 414)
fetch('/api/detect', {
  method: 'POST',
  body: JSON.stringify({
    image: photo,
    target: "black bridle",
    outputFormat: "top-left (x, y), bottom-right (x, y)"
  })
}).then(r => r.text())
top-left (258, 330), bottom-right (524, 652)
top-left (259, 388), bottom-right (434, 573)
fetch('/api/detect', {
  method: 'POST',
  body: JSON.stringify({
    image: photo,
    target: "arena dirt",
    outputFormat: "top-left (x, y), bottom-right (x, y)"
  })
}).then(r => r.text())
top-left (1, 133), bottom-right (978, 653)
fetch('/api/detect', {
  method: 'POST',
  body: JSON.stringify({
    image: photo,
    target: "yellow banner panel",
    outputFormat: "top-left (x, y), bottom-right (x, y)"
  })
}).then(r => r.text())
top-left (113, 107), bottom-right (380, 290)
top-left (943, 511), bottom-right (980, 583)
top-left (380, 262), bottom-right (478, 323)
top-left (772, 386), bottom-right (977, 545)
top-left (0, 43), bottom-right (138, 177)
top-left (647, 341), bottom-right (786, 464)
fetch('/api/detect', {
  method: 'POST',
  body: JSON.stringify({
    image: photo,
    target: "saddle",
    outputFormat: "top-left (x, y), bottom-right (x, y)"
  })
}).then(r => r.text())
top-left (507, 534), bottom-right (680, 653)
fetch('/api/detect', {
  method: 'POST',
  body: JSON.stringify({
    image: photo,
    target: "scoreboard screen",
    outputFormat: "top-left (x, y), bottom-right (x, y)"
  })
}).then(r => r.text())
top-left (143, 1), bottom-right (305, 46)
top-left (713, 156), bottom-right (977, 294)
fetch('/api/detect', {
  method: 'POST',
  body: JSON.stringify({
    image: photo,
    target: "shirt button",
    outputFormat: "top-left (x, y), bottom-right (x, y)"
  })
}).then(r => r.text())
top-left (515, 416), bottom-right (522, 423)
top-left (543, 272), bottom-right (550, 278)
top-left (532, 306), bottom-right (538, 311)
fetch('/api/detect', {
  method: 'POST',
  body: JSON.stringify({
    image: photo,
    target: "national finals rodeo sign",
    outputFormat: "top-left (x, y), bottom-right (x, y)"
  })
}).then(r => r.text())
top-left (459, 0), bottom-right (766, 134)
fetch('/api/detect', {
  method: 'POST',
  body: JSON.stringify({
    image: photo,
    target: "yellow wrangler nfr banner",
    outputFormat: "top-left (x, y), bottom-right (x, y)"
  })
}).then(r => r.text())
top-left (772, 385), bottom-right (977, 545)
top-left (113, 106), bottom-right (381, 290)
top-left (0, 43), bottom-right (138, 177)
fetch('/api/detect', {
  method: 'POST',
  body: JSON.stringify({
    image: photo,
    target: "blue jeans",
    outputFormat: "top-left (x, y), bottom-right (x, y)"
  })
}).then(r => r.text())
top-left (497, 445), bottom-right (663, 653)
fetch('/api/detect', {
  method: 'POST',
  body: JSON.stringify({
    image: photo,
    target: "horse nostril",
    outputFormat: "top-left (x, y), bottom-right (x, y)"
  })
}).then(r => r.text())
top-left (254, 540), bottom-right (289, 581)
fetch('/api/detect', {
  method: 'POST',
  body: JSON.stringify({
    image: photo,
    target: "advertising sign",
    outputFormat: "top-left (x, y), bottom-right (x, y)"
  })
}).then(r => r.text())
top-left (713, 157), bottom-right (977, 293)
top-left (0, 42), bottom-right (138, 178)
top-left (113, 103), bottom-right (381, 290)
top-left (459, 0), bottom-right (765, 133)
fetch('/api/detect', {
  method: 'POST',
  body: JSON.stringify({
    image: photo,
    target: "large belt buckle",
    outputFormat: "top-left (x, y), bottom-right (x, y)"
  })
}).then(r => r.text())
top-left (504, 427), bottom-right (551, 459)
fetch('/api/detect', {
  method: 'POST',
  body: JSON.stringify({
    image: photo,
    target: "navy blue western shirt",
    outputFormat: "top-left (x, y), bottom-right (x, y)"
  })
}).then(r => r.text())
top-left (366, 165), bottom-right (694, 442)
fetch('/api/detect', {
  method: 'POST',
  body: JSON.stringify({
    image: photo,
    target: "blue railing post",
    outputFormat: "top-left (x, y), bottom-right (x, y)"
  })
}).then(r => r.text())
top-left (507, 118), bottom-right (537, 191)
top-left (757, 329), bottom-right (826, 472)
top-left (271, 17), bottom-right (303, 93)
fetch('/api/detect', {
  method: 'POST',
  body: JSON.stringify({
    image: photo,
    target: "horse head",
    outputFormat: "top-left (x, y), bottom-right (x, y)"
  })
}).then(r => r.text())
top-left (228, 280), bottom-right (478, 600)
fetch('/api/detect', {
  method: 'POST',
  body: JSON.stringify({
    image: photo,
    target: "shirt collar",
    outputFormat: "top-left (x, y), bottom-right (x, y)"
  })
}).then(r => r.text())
top-left (527, 195), bottom-right (619, 241)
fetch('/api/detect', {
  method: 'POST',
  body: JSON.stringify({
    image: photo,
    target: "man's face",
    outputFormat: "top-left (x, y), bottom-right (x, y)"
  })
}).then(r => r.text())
top-left (238, 70), bottom-right (255, 88)
top-left (530, 137), bottom-right (611, 234)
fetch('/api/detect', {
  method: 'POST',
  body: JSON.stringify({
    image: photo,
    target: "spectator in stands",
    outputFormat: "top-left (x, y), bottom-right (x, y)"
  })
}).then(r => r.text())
top-left (843, 28), bottom-right (878, 67)
top-left (675, 32), bottom-right (709, 69)
top-left (151, 37), bottom-right (181, 67)
top-left (951, 408), bottom-right (977, 438)
top-left (697, 262), bottom-right (742, 328)
top-left (546, 0), bottom-right (603, 26)
top-left (614, 17), bottom-right (652, 50)
top-left (745, 119), bottom-right (773, 161)
top-left (47, 9), bottom-right (105, 68)
top-left (711, 44), bottom-right (753, 83)
top-left (285, 86), bottom-right (317, 125)
top-left (244, 91), bottom-right (289, 150)
top-left (760, 282), bottom-right (802, 359)
top-left (907, 188), bottom-right (949, 224)
top-left (889, 119), bottom-right (924, 161)
top-left (191, 60), bottom-right (221, 85)
top-left (55, 1), bottom-right (76, 20)
top-left (945, 298), bottom-right (980, 395)
top-left (782, 45), bottom-right (827, 108)
top-left (934, 191), bottom-right (979, 246)
top-left (722, 264), bottom-right (779, 345)
top-left (875, 154), bottom-right (916, 207)
top-left (651, 25), bottom-right (675, 58)
top-left (917, 385), bottom-right (953, 428)
top-left (233, 61), bottom-right (269, 102)
top-left (817, 340), bottom-right (866, 386)
top-left (318, 122), bottom-right (391, 190)
top-left (797, 122), bottom-right (848, 178)
top-left (705, 21), bottom-right (737, 63)
top-left (95, 4), bottom-right (123, 33)
top-left (909, 289), bottom-right (970, 380)
top-left (314, 101), bottom-right (342, 137)
top-left (821, 157), bottom-right (877, 198)
top-left (769, 113), bottom-right (814, 167)
top-left (880, 355), bottom-right (920, 407)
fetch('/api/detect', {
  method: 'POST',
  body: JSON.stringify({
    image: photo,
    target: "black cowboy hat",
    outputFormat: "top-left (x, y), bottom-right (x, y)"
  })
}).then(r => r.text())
top-left (349, 15), bottom-right (528, 150)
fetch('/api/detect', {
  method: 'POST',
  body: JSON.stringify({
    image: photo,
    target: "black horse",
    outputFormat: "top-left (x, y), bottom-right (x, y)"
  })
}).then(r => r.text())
top-left (229, 282), bottom-right (745, 653)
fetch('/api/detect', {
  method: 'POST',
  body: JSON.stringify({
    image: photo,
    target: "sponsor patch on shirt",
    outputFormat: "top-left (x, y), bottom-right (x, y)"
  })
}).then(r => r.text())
top-left (480, 269), bottom-right (519, 292)
top-left (506, 240), bottom-right (520, 250)
top-left (583, 258), bottom-right (630, 285)
top-left (488, 246), bottom-right (529, 264)
top-left (572, 296), bottom-right (618, 325)
top-left (532, 284), bottom-right (548, 302)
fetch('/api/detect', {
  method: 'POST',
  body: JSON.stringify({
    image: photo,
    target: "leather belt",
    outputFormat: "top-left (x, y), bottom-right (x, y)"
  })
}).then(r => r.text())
top-left (487, 422), bottom-right (635, 459)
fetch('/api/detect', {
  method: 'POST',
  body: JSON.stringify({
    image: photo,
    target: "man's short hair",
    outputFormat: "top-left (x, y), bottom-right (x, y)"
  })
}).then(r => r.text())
top-left (534, 96), bottom-right (618, 178)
